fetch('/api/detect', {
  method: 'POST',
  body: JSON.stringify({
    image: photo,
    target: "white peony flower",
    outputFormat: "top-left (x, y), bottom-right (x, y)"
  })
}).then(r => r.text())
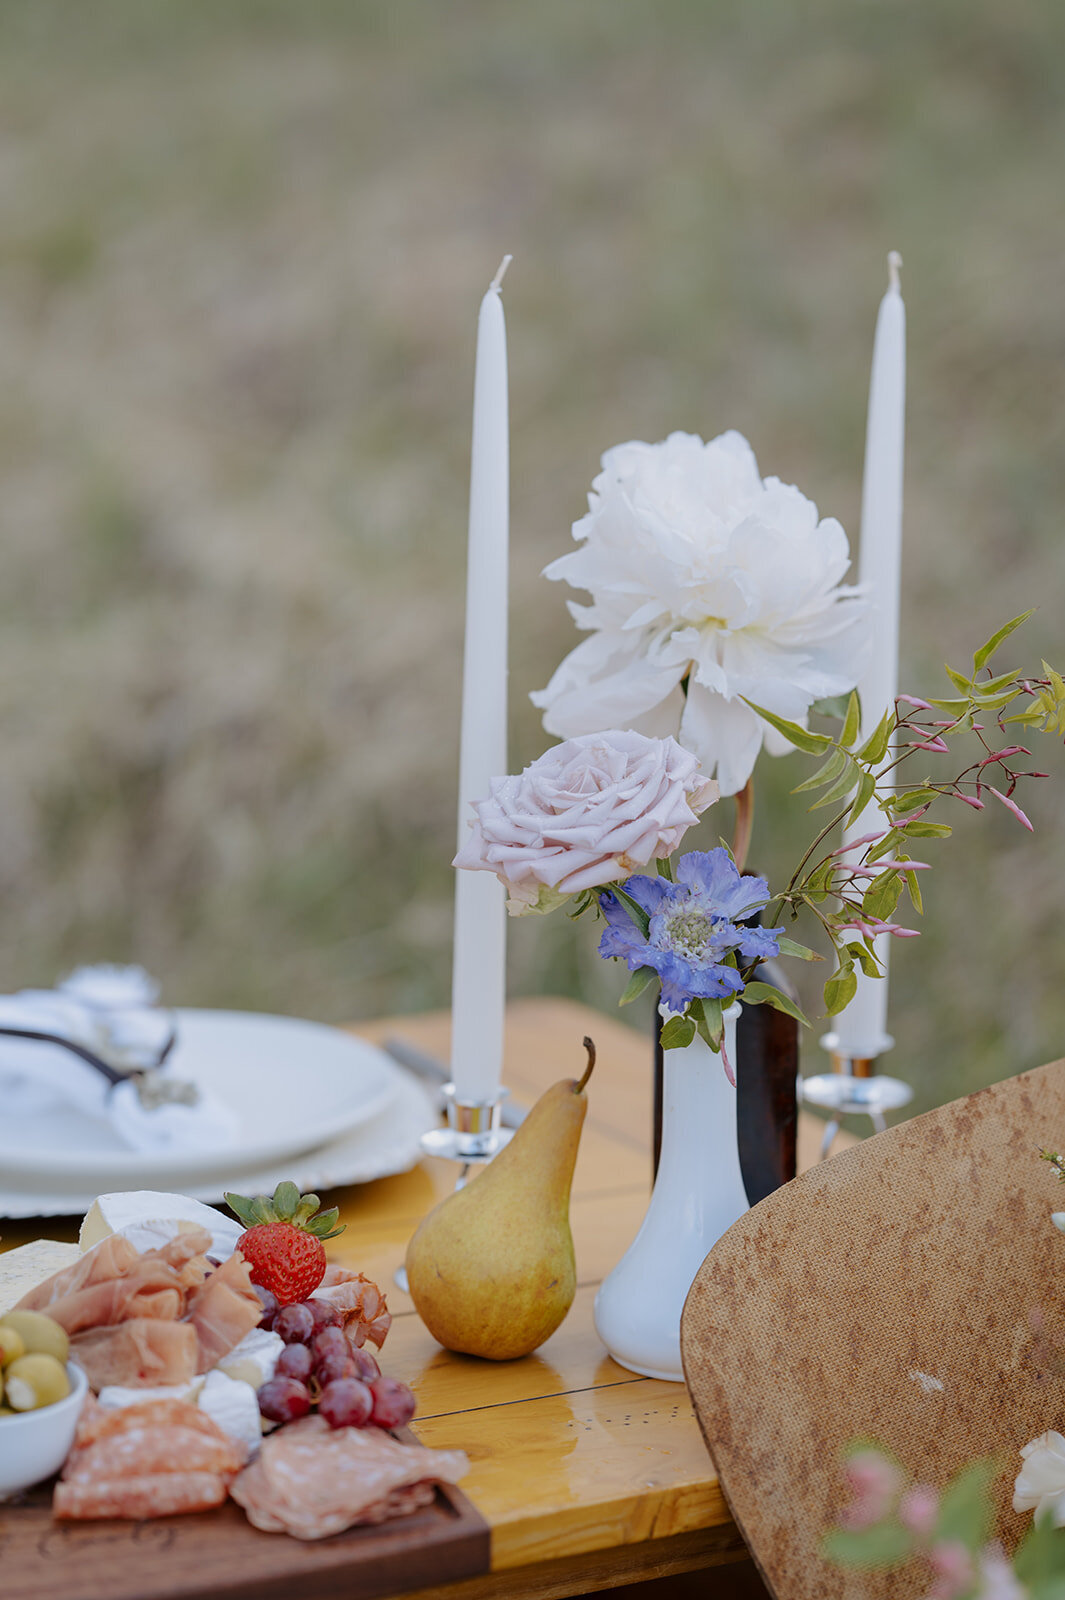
top-left (1013, 1429), bottom-right (1065, 1525)
top-left (453, 730), bottom-right (718, 911)
top-left (531, 430), bottom-right (870, 797)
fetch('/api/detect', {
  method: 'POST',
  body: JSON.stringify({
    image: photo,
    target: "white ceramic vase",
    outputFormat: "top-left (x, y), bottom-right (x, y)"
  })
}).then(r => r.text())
top-left (593, 1003), bottom-right (748, 1382)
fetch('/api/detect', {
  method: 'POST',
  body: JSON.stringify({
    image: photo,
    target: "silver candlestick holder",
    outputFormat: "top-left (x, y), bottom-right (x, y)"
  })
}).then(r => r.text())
top-left (802, 1033), bottom-right (914, 1160)
top-left (395, 1084), bottom-right (514, 1294)
top-left (419, 1083), bottom-right (514, 1172)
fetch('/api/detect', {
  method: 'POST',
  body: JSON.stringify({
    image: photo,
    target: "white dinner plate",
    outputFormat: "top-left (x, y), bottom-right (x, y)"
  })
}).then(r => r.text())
top-left (0, 1009), bottom-right (397, 1189)
top-left (0, 1066), bottom-right (440, 1216)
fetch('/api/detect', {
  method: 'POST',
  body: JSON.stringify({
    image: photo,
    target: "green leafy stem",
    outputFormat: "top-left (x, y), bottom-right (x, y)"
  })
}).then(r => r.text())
top-left (741, 611), bottom-right (1065, 1021)
top-left (575, 613), bottom-right (1065, 1045)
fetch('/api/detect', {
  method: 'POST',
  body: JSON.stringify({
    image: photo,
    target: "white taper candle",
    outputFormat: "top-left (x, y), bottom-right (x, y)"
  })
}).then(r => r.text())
top-left (834, 252), bottom-right (906, 1060)
top-left (450, 258), bottom-right (511, 1100)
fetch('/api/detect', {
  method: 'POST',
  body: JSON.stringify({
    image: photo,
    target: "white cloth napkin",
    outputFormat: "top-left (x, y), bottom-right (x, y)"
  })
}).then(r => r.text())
top-left (0, 966), bottom-right (240, 1155)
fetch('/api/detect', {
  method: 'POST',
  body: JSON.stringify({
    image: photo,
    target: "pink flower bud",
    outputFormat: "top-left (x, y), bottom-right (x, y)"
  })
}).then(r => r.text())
top-left (898, 1484), bottom-right (939, 1536)
top-left (827, 831), bottom-right (885, 857)
top-left (928, 1539), bottom-right (975, 1599)
top-left (907, 737), bottom-right (950, 754)
top-left (891, 807), bottom-right (930, 828)
top-left (839, 1450), bottom-right (902, 1528)
top-left (897, 695), bottom-right (934, 710)
top-left (989, 787), bottom-right (1034, 831)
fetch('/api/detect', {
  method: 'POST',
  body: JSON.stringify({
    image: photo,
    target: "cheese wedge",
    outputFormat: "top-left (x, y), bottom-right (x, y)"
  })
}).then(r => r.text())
top-left (79, 1191), bottom-right (243, 1259)
top-left (97, 1378), bottom-right (204, 1409)
top-left (197, 1368), bottom-right (262, 1454)
top-left (0, 1239), bottom-right (81, 1315)
top-left (216, 1327), bottom-right (283, 1391)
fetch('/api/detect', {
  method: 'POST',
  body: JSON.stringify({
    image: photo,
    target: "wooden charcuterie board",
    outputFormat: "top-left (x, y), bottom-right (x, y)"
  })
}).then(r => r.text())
top-left (0, 1460), bottom-right (490, 1600)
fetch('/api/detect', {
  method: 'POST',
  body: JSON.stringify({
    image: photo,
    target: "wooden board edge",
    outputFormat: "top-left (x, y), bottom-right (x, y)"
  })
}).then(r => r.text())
top-left (386, 1522), bottom-right (750, 1600)
top-left (0, 1472), bottom-right (491, 1600)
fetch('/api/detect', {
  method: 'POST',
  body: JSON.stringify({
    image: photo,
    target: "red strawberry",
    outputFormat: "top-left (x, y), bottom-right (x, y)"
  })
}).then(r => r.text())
top-left (224, 1182), bottom-right (345, 1306)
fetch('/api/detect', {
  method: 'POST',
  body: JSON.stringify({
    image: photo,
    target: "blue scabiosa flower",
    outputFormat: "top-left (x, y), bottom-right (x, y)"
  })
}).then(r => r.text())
top-left (598, 847), bottom-right (780, 1014)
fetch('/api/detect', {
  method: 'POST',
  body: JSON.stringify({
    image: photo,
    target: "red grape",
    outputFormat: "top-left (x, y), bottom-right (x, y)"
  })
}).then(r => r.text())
top-left (258, 1377), bottom-right (312, 1424)
top-left (310, 1326), bottom-right (348, 1364)
top-left (369, 1377), bottom-right (416, 1430)
top-left (274, 1303), bottom-right (315, 1344)
top-left (319, 1378), bottom-right (374, 1430)
top-left (303, 1299), bottom-right (341, 1335)
top-left (255, 1286), bottom-right (279, 1330)
top-left (315, 1349), bottom-right (356, 1386)
top-left (276, 1343), bottom-right (313, 1382)
top-left (349, 1347), bottom-right (381, 1383)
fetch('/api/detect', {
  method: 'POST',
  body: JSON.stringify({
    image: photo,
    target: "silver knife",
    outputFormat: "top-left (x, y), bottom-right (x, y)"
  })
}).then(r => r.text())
top-left (381, 1036), bottom-right (526, 1128)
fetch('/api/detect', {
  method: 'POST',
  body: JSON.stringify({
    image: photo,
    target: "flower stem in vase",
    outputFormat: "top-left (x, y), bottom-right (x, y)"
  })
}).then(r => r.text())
top-left (735, 957), bottom-right (798, 1204)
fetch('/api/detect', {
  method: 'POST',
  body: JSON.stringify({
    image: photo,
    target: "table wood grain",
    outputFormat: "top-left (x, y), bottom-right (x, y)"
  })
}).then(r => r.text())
top-left (0, 997), bottom-right (852, 1599)
top-left (347, 999), bottom-right (851, 1597)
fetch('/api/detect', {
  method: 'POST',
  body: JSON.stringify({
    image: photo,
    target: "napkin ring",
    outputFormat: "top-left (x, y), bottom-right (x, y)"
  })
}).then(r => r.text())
top-left (0, 1022), bottom-right (198, 1108)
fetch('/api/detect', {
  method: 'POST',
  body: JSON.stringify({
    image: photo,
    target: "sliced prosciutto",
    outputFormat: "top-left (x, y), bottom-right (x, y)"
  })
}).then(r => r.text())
top-left (230, 1415), bottom-right (468, 1540)
top-left (185, 1250), bottom-right (262, 1373)
top-left (311, 1266), bottom-right (391, 1350)
top-left (15, 1229), bottom-right (211, 1335)
top-left (70, 1318), bottom-right (199, 1390)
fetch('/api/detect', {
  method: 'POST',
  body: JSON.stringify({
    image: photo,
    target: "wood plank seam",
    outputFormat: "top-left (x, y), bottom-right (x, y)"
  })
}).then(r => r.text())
top-left (413, 1375), bottom-right (651, 1422)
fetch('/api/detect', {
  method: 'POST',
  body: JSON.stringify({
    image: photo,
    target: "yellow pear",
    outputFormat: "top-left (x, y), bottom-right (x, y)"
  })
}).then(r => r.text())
top-left (405, 1039), bottom-right (595, 1360)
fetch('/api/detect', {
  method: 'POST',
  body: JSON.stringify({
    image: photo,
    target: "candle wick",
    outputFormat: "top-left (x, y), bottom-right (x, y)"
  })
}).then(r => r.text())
top-left (490, 255), bottom-right (513, 293)
top-left (887, 250), bottom-right (903, 293)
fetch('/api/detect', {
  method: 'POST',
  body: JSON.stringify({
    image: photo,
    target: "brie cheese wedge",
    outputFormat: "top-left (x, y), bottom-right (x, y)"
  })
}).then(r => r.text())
top-left (79, 1191), bottom-right (243, 1259)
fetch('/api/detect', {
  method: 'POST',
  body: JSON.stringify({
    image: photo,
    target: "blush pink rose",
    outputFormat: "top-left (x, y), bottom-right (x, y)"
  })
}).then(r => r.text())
top-left (453, 731), bottom-right (718, 911)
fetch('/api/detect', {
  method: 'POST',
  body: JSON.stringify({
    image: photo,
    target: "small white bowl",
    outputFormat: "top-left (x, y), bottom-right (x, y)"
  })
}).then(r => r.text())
top-left (0, 1361), bottom-right (88, 1499)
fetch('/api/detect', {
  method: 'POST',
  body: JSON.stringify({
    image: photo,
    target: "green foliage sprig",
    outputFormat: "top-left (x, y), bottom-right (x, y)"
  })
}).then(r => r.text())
top-left (744, 613), bottom-right (1065, 1020)
top-left (824, 1442), bottom-right (1065, 1598)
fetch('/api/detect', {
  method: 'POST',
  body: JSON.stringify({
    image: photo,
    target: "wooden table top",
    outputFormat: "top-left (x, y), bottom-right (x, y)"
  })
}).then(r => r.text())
top-left (0, 997), bottom-right (851, 1600)
top-left (349, 998), bottom-right (847, 1600)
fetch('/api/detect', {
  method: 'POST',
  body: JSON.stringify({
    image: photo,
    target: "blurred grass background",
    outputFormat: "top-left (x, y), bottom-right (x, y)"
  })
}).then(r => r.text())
top-left (0, 0), bottom-right (1062, 1117)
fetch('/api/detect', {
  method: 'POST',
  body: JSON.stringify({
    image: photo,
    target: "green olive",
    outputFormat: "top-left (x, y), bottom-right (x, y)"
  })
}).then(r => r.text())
top-left (4, 1352), bottom-right (70, 1412)
top-left (0, 1310), bottom-right (69, 1365)
top-left (0, 1325), bottom-right (25, 1366)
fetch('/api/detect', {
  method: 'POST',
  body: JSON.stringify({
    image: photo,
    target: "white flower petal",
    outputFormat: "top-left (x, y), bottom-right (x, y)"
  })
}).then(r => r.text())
top-left (1013, 1432), bottom-right (1065, 1520)
top-left (679, 684), bottom-right (765, 798)
top-left (625, 685), bottom-right (687, 743)
top-left (534, 637), bottom-right (685, 739)
top-left (533, 430), bottom-right (868, 793)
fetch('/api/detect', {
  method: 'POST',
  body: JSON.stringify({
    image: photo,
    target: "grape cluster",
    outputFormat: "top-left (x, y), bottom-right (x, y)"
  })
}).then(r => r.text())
top-left (254, 1292), bottom-right (415, 1432)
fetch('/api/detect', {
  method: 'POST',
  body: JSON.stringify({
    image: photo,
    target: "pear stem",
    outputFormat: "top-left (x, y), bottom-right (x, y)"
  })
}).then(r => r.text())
top-left (575, 1036), bottom-right (596, 1093)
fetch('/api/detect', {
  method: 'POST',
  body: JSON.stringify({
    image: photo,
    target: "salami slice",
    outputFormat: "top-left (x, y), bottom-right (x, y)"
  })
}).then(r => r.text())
top-left (72, 1396), bottom-right (232, 1452)
top-left (54, 1472), bottom-right (228, 1521)
top-left (230, 1416), bottom-right (468, 1540)
top-left (64, 1423), bottom-right (246, 1483)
